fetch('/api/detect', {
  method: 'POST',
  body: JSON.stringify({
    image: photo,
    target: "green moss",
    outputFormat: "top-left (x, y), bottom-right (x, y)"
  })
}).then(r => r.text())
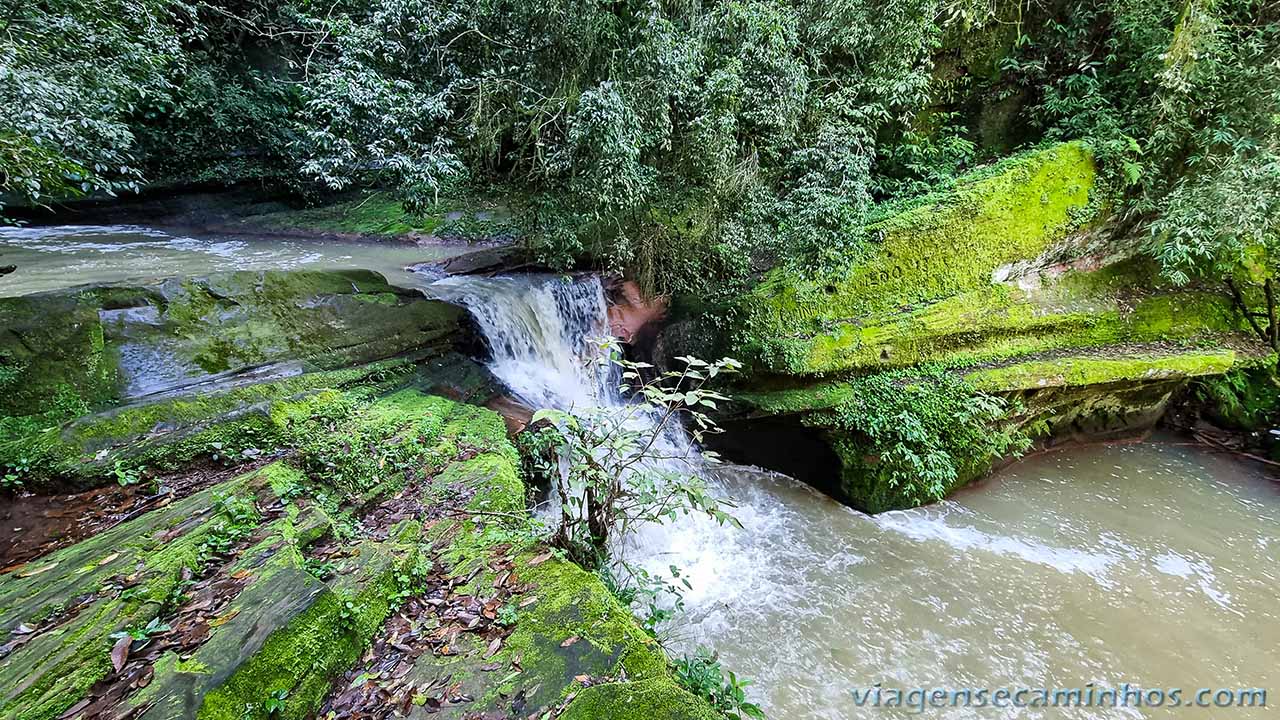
top-left (148, 270), bottom-right (465, 377)
top-left (559, 678), bottom-right (721, 720)
top-left (488, 556), bottom-right (669, 710)
top-left (0, 294), bottom-right (119, 434)
top-left (288, 388), bottom-right (515, 499)
top-left (965, 350), bottom-right (1239, 392)
top-left (735, 280), bottom-right (1243, 393)
top-left (0, 360), bottom-right (413, 488)
top-left (246, 193), bottom-right (439, 236)
top-left (0, 464), bottom-right (287, 720)
top-left (736, 142), bottom-right (1099, 373)
top-left (196, 542), bottom-right (411, 720)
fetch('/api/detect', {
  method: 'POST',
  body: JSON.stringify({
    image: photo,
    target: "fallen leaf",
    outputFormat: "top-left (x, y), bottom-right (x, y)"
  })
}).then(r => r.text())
top-left (137, 664), bottom-right (155, 688)
top-left (518, 596), bottom-right (539, 608)
top-left (485, 637), bottom-right (502, 658)
top-left (16, 562), bottom-right (58, 579)
top-left (527, 551), bottom-right (553, 566)
top-left (209, 609), bottom-right (240, 627)
top-left (559, 636), bottom-right (579, 648)
top-left (111, 635), bottom-right (131, 673)
top-left (13, 624), bottom-right (35, 635)
top-left (229, 569), bottom-right (252, 580)
top-left (573, 675), bottom-right (590, 684)
top-left (97, 553), bottom-right (119, 567)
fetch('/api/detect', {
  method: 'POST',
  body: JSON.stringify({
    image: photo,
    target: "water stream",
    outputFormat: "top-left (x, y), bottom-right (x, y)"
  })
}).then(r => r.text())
top-left (7, 228), bottom-right (1277, 719)
top-left (428, 272), bottom-right (1279, 720)
top-left (0, 224), bottom-right (467, 295)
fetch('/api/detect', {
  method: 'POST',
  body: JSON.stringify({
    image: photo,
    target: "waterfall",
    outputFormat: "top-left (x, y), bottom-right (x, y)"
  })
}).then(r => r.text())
top-left (427, 274), bottom-right (617, 411)
top-left (426, 272), bottom-right (700, 468)
top-left (423, 272), bottom-right (781, 655)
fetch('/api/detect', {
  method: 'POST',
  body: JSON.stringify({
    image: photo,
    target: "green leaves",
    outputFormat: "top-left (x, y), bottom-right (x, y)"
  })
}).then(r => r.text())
top-left (827, 367), bottom-right (1028, 505)
top-left (674, 647), bottom-right (767, 719)
top-left (532, 349), bottom-right (741, 570)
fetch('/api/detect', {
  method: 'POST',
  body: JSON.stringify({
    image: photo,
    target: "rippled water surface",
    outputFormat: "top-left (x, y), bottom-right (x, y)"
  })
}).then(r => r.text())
top-left (647, 444), bottom-right (1278, 719)
top-left (0, 224), bottom-right (464, 295)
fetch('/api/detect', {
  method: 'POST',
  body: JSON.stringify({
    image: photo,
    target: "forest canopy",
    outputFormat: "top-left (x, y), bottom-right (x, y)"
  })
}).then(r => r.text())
top-left (1, 0), bottom-right (1276, 298)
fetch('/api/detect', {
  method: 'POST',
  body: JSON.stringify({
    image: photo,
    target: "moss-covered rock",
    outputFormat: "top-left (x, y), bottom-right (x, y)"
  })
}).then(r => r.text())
top-left (1, 384), bottom-right (713, 720)
top-left (288, 387), bottom-right (519, 499)
top-left (559, 678), bottom-right (722, 720)
top-left (0, 463), bottom-right (295, 720)
top-left (105, 269), bottom-right (465, 396)
top-left (713, 141), bottom-right (1266, 512)
top-left (192, 538), bottom-right (413, 720)
top-left (0, 293), bottom-right (118, 439)
top-left (737, 142), bottom-right (1100, 374)
top-left (0, 359), bottom-right (412, 488)
top-left (735, 346), bottom-right (1263, 513)
top-left (0, 269), bottom-right (467, 441)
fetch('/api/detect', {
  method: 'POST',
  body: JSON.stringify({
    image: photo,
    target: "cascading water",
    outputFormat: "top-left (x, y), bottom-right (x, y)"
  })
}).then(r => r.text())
top-left (426, 274), bottom-right (616, 410)
top-left (423, 271), bottom-right (1280, 720)
top-left (6, 224), bottom-right (1275, 718)
top-left (423, 272), bottom-right (741, 575)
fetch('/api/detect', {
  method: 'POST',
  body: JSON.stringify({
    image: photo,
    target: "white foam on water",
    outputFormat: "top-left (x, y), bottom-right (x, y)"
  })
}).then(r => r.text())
top-left (418, 271), bottom-right (1280, 720)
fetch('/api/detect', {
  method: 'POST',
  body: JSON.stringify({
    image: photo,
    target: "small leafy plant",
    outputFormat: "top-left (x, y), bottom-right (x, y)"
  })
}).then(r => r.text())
top-left (264, 688), bottom-right (288, 715)
top-left (110, 617), bottom-right (171, 648)
top-left (110, 460), bottom-right (144, 487)
top-left (496, 603), bottom-right (519, 627)
top-left (530, 346), bottom-right (743, 567)
top-left (1, 458), bottom-right (30, 492)
top-left (674, 648), bottom-right (766, 720)
top-left (304, 558), bottom-right (337, 581)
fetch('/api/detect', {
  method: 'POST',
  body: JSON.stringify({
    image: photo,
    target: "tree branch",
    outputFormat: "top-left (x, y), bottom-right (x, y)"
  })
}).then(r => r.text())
top-left (1225, 278), bottom-right (1268, 342)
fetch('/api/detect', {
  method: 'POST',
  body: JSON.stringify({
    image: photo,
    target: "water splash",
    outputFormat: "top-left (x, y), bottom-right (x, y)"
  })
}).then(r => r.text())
top-left (421, 271), bottom-right (1280, 720)
top-left (426, 274), bottom-right (615, 410)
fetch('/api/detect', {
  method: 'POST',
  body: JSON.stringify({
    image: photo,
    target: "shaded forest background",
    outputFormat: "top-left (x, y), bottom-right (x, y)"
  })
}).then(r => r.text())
top-left (1, 0), bottom-right (1276, 301)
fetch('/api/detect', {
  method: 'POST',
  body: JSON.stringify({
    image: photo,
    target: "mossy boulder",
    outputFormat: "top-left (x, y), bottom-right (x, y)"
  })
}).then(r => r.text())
top-left (736, 142), bottom-right (1100, 375)
top-left (0, 293), bottom-right (117, 441)
top-left (0, 269), bottom-right (468, 440)
top-left (559, 678), bottom-right (721, 720)
top-left (736, 347), bottom-right (1257, 513)
top-left (1, 384), bottom-right (715, 719)
top-left (189, 538), bottom-right (414, 720)
top-left (714, 141), bottom-right (1266, 512)
top-left (102, 269), bottom-right (466, 398)
top-left (0, 359), bottom-right (413, 488)
top-left (0, 462), bottom-right (297, 720)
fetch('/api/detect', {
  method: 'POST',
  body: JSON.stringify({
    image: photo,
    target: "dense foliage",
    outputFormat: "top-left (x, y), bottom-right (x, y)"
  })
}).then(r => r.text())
top-left (822, 368), bottom-right (1029, 506)
top-left (1001, 0), bottom-right (1278, 355)
top-left (1, 0), bottom-right (1276, 301)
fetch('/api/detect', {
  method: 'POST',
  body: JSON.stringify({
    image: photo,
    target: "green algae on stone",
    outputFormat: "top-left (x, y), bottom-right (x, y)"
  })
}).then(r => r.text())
top-left (491, 556), bottom-right (670, 709)
top-left (119, 270), bottom-right (465, 384)
top-left (737, 142), bottom-right (1099, 373)
top-left (964, 350), bottom-right (1239, 392)
top-left (558, 678), bottom-right (721, 720)
top-left (289, 388), bottom-right (517, 499)
top-left (0, 293), bottom-right (119, 439)
top-left (190, 540), bottom-right (413, 720)
top-left (0, 463), bottom-right (293, 720)
top-left (0, 360), bottom-right (411, 488)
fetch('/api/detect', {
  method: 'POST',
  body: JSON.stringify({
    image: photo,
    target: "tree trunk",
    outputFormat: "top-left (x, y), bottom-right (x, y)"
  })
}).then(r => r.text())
top-left (1226, 278), bottom-right (1269, 343)
top-left (1266, 279), bottom-right (1279, 372)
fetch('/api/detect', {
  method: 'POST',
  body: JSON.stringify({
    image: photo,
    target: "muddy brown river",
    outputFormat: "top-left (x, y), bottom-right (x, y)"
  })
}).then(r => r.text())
top-left (642, 442), bottom-right (1278, 719)
top-left (5, 227), bottom-right (1276, 719)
